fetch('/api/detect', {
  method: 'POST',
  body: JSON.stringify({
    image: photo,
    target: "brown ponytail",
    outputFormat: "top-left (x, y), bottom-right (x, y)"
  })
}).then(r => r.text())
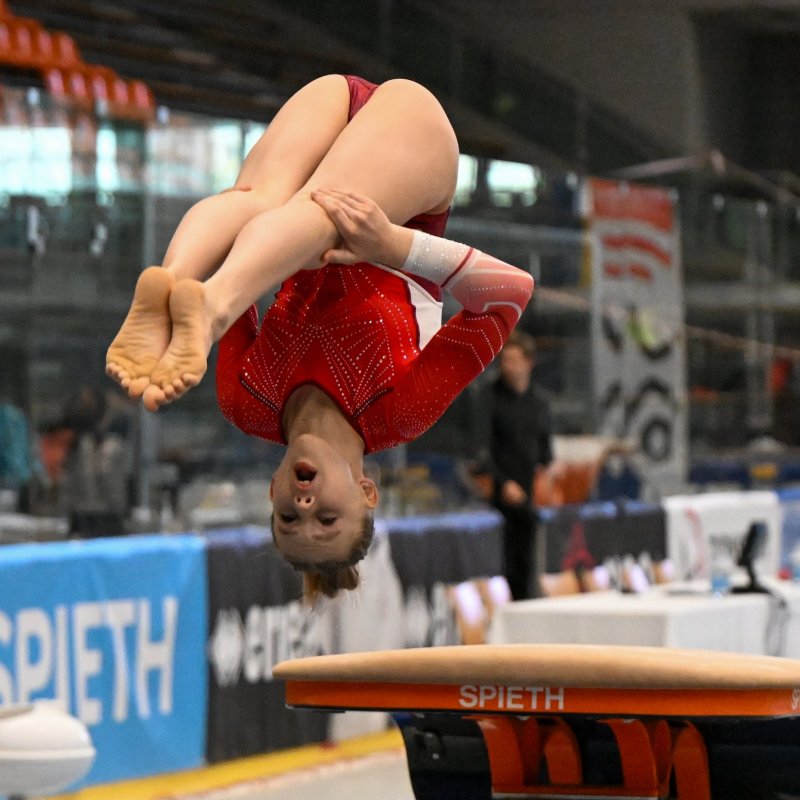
top-left (303, 566), bottom-right (360, 602)
top-left (272, 512), bottom-right (375, 604)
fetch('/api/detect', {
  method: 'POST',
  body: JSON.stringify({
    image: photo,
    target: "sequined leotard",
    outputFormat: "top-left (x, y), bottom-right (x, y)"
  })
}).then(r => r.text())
top-left (215, 76), bottom-right (532, 453)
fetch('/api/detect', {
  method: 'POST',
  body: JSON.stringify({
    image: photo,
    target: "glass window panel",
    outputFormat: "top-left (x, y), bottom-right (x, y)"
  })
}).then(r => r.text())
top-left (243, 122), bottom-right (267, 157)
top-left (453, 155), bottom-right (477, 206)
top-left (486, 159), bottom-right (540, 207)
top-left (96, 125), bottom-right (119, 193)
top-left (0, 90), bottom-right (72, 196)
top-left (147, 115), bottom-right (244, 195)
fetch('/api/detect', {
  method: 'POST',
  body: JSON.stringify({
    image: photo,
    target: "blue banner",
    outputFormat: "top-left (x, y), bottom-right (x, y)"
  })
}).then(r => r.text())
top-left (0, 534), bottom-right (207, 787)
top-left (777, 488), bottom-right (800, 572)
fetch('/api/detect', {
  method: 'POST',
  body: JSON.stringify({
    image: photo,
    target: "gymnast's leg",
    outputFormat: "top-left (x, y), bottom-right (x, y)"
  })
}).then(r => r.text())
top-left (143, 78), bottom-right (459, 410)
top-left (106, 74), bottom-right (351, 397)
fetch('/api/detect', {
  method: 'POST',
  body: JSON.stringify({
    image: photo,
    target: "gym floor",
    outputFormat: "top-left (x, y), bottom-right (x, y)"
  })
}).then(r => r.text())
top-left (43, 729), bottom-right (416, 800)
top-left (195, 751), bottom-right (413, 800)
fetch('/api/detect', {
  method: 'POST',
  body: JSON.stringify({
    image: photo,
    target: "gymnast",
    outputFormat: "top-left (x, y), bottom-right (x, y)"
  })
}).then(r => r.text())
top-left (106, 74), bottom-right (533, 600)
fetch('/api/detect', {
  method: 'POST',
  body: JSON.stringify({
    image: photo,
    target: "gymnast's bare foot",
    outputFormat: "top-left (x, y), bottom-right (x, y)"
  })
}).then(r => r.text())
top-left (106, 267), bottom-right (175, 398)
top-left (142, 279), bottom-right (212, 411)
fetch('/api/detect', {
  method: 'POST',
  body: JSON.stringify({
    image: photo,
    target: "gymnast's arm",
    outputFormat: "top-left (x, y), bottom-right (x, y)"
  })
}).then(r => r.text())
top-left (384, 234), bottom-right (533, 439)
top-left (310, 189), bottom-right (534, 436)
top-left (310, 188), bottom-right (534, 316)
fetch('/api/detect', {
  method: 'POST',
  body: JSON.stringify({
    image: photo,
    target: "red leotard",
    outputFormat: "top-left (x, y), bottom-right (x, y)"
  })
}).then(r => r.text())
top-left (215, 76), bottom-right (521, 453)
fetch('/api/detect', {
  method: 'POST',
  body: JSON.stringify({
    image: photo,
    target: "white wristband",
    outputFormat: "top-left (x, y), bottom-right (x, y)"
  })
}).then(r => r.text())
top-left (402, 229), bottom-right (533, 319)
top-left (402, 230), bottom-right (472, 286)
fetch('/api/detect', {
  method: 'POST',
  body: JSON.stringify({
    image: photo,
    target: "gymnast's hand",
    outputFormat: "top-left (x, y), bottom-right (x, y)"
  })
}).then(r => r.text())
top-left (311, 188), bottom-right (413, 267)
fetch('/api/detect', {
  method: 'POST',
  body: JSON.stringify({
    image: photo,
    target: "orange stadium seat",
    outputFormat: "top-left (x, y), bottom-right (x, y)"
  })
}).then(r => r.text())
top-left (1, 4), bottom-right (154, 122)
top-left (0, 18), bottom-right (77, 71)
top-left (48, 31), bottom-right (79, 68)
top-left (106, 76), bottom-right (154, 120)
top-left (0, 20), bottom-right (31, 67)
top-left (42, 66), bottom-right (67, 97)
top-left (31, 27), bottom-right (55, 66)
top-left (44, 66), bottom-right (152, 119)
top-left (109, 74), bottom-right (131, 106)
top-left (0, 21), bottom-right (10, 58)
top-left (63, 68), bottom-right (91, 106)
top-left (87, 68), bottom-right (113, 102)
top-left (5, 17), bottom-right (44, 66)
top-left (127, 79), bottom-right (154, 110)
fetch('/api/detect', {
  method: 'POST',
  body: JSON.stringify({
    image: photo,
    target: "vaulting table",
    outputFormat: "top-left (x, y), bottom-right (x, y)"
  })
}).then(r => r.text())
top-left (275, 643), bottom-right (800, 800)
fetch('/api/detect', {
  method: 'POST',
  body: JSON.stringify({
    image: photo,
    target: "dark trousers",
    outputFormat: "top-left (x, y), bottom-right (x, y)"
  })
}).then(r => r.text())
top-left (498, 502), bottom-right (538, 601)
top-left (69, 511), bottom-right (126, 538)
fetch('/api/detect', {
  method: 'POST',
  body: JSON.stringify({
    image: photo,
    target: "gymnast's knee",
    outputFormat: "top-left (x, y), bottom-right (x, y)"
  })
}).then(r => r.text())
top-left (288, 188), bottom-right (340, 222)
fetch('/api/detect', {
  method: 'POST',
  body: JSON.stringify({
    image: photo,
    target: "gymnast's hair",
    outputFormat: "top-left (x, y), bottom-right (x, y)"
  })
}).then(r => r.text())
top-left (271, 512), bottom-right (375, 603)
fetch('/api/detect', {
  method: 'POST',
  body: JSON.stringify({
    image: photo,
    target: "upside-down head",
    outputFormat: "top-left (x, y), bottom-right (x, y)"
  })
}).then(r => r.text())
top-left (270, 433), bottom-right (379, 602)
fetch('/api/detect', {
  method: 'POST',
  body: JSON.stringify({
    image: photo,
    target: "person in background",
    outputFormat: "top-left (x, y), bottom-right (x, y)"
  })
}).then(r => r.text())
top-left (61, 386), bottom-right (132, 538)
top-left (0, 395), bottom-right (35, 513)
top-left (483, 331), bottom-right (553, 600)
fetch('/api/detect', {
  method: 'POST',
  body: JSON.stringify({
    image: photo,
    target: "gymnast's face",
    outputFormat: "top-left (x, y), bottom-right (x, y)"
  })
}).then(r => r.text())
top-left (270, 434), bottom-right (378, 563)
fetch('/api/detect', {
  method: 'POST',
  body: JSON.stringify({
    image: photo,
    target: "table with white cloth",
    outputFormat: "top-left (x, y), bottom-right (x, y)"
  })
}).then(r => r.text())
top-left (489, 580), bottom-right (800, 658)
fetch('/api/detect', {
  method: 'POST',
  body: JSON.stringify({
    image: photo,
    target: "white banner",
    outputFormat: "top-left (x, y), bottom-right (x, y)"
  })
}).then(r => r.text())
top-left (584, 178), bottom-right (688, 496)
